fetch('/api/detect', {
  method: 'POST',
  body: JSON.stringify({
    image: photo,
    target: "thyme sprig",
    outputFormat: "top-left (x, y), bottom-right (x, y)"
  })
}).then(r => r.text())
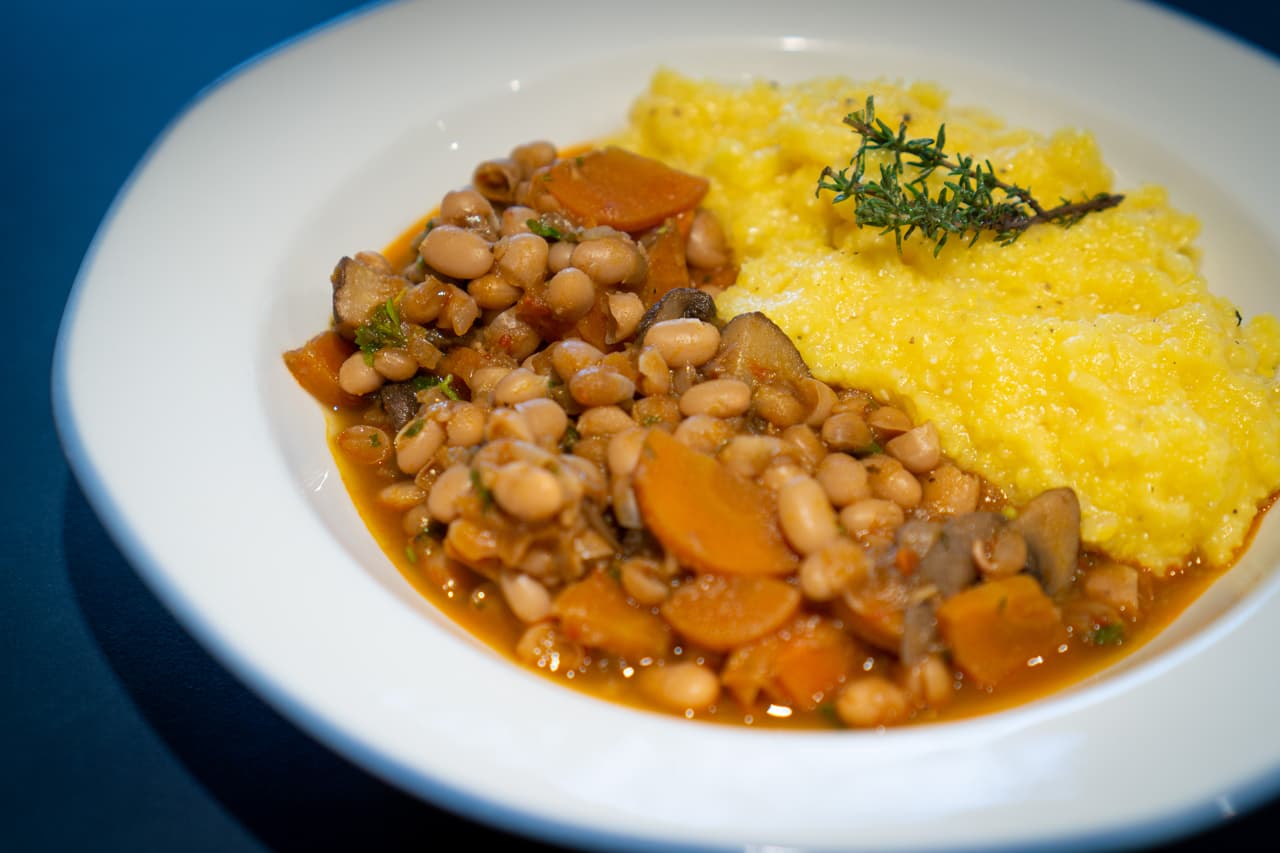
top-left (817, 97), bottom-right (1124, 255)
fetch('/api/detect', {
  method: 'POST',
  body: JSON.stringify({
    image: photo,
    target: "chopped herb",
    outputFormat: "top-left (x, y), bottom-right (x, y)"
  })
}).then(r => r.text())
top-left (817, 96), bottom-right (1124, 255)
top-left (1089, 623), bottom-right (1125, 645)
top-left (560, 422), bottom-right (580, 452)
top-left (404, 419), bottom-right (425, 437)
top-left (369, 433), bottom-right (381, 447)
top-left (640, 415), bottom-right (664, 427)
top-left (526, 218), bottom-right (570, 241)
top-left (411, 373), bottom-right (460, 400)
top-left (469, 467), bottom-right (494, 510)
top-left (354, 298), bottom-right (407, 360)
top-left (404, 543), bottom-right (418, 564)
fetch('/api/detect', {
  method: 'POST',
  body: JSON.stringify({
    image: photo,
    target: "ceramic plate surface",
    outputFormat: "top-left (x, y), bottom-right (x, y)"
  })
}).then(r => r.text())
top-left (53, 1), bottom-right (1280, 850)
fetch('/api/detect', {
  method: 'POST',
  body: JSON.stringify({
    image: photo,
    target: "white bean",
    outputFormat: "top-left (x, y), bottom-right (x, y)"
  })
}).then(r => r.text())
top-left (678, 378), bottom-right (751, 418)
top-left (777, 475), bottom-right (840, 556)
top-left (394, 417), bottom-right (445, 475)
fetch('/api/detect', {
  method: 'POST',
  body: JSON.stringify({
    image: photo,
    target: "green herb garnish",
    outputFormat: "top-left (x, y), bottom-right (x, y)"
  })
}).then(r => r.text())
top-left (559, 422), bottom-right (580, 452)
top-left (1089, 623), bottom-right (1125, 646)
top-left (411, 373), bottom-right (459, 400)
top-left (526, 218), bottom-right (572, 242)
top-left (469, 468), bottom-right (494, 510)
top-left (817, 96), bottom-right (1124, 255)
top-left (354, 298), bottom-right (407, 361)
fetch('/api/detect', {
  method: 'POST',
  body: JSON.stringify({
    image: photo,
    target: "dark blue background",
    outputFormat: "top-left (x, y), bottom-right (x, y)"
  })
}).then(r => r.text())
top-left (7, 1), bottom-right (1277, 850)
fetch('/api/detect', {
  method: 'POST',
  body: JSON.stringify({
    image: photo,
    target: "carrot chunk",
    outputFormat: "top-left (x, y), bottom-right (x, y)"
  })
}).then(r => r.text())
top-left (639, 211), bottom-right (694, 306)
top-left (282, 329), bottom-right (363, 409)
top-left (542, 147), bottom-right (709, 232)
top-left (721, 616), bottom-right (859, 710)
top-left (661, 574), bottom-right (801, 651)
top-left (553, 570), bottom-right (671, 661)
top-left (632, 428), bottom-right (799, 576)
top-left (772, 617), bottom-right (861, 710)
top-left (936, 574), bottom-right (1067, 688)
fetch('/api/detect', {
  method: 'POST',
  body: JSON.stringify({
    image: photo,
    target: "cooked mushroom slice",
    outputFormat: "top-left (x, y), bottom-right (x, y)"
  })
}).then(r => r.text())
top-left (331, 255), bottom-right (408, 337)
top-left (917, 512), bottom-right (1004, 598)
top-left (472, 157), bottom-right (522, 204)
top-left (1012, 487), bottom-right (1081, 595)
top-left (380, 382), bottom-right (419, 433)
top-left (634, 287), bottom-right (718, 345)
top-left (895, 518), bottom-right (942, 566)
top-left (900, 598), bottom-right (941, 665)
top-left (703, 311), bottom-right (812, 388)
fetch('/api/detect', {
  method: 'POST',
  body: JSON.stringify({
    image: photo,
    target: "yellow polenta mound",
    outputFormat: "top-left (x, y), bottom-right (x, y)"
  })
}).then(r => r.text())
top-left (615, 69), bottom-right (1280, 572)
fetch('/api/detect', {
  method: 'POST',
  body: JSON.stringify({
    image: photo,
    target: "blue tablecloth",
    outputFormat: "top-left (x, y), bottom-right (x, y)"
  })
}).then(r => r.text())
top-left (9, 1), bottom-right (1278, 849)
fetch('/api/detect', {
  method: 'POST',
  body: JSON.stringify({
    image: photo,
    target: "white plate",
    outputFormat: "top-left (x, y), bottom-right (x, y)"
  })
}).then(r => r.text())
top-left (53, 0), bottom-right (1280, 849)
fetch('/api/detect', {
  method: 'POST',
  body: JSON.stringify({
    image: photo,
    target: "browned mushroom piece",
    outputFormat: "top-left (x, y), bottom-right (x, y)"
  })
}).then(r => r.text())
top-left (472, 157), bottom-right (523, 204)
top-left (900, 598), bottom-right (942, 665)
top-left (331, 255), bottom-right (407, 337)
top-left (634, 287), bottom-right (718, 346)
top-left (917, 512), bottom-right (1005, 598)
top-left (702, 311), bottom-right (812, 388)
top-left (379, 382), bottom-right (419, 433)
top-left (1012, 487), bottom-right (1082, 595)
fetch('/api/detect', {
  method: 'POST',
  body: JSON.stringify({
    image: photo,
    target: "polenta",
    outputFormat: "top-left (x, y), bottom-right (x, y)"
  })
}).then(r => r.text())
top-left (615, 70), bottom-right (1280, 572)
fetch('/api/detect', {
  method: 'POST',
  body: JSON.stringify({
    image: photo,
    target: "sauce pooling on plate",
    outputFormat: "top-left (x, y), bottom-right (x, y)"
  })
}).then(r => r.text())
top-left (285, 127), bottom-right (1275, 728)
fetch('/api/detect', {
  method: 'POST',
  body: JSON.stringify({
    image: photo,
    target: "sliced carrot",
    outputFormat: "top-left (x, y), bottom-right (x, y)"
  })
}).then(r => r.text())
top-left (282, 329), bottom-right (363, 409)
top-left (553, 569), bottom-right (671, 661)
top-left (632, 428), bottom-right (799, 576)
top-left (542, 147), bottom-right (709, 232)
top-left (639, 212), bottom-right (694, 307)
top-left (936, 574), bottom-right (1067, 688)
top-left (660, 574), bottom-right (800, 651)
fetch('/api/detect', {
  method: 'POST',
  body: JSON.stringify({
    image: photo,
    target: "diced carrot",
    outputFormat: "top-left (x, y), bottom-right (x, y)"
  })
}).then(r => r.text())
top-left (573, 292), bottom-right (613, 351)
top-left (435, 345), bottom-right (492, 393)
top-left (639, 212), bottom-right (694, 307)
top-left (632, 428), bottom-right (799, 576)
top-left (282, 329), bottom-right (363, 409)
top-left (721, 615), bottom-right (859, 710)
top-left (894, 547), bottom-right (920, 576)
top-left (553, 570), bottom-right (671, 661)
top-left (660, 574), bottom-right (801, 651)
top-left (688, 262), bottom-right (739, 295)
top-left (542, 147), bottom-right (709, 232)
top-left (721, 639), bottom-right (776, 708)
top-left (936, 574), bottom-right (1068, 688)
top-left (772, 617), bottom-right (861, 710)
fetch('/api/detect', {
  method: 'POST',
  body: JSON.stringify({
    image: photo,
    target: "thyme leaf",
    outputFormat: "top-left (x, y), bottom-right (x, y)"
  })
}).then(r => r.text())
top-left (817, 96), bottom-right (1124, 255)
